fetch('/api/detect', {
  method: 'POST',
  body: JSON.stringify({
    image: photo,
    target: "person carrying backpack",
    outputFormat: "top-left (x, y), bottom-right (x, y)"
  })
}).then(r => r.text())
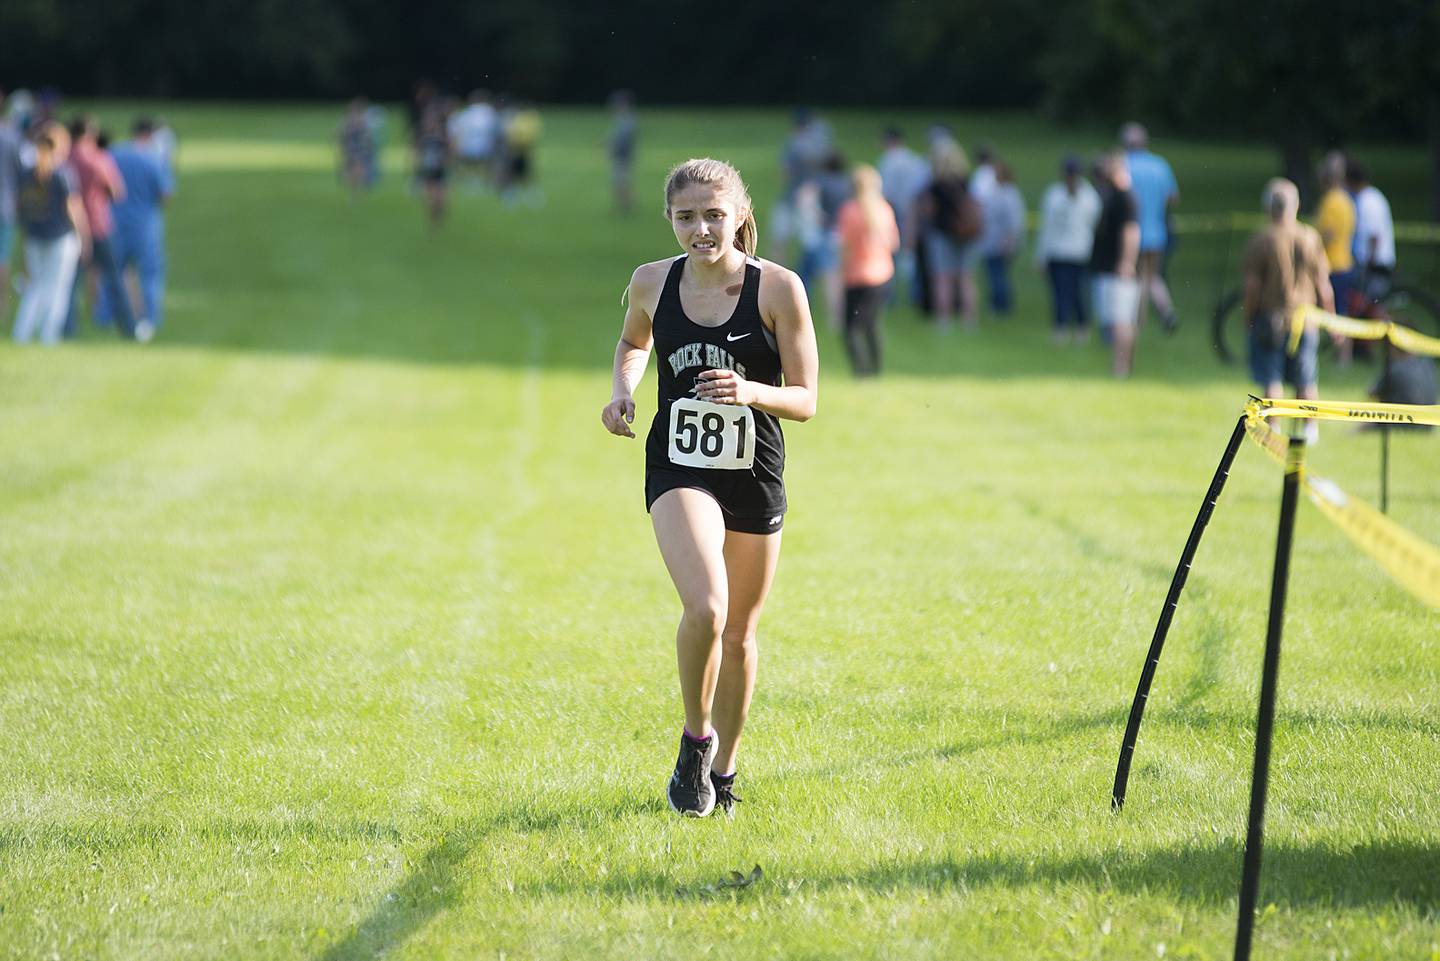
top-left (914, 139), bottom-right (982, 330)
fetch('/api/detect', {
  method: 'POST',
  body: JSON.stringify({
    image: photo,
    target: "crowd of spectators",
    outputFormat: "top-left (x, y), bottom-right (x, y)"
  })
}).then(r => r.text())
top-left (771, 111), bottom-right (1418, 389)
top-left (338, 82), bottom-right (548, 228)
top-left (2, 88), bottom-right (175, 346)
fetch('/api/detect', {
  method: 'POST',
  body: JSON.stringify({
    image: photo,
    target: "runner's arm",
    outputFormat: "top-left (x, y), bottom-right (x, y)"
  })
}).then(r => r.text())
top-left (602, 267), bottom-right (657, 438)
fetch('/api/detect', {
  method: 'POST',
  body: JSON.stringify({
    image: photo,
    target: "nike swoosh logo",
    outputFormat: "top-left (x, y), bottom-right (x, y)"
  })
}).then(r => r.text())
top-left (726, 332), bottom-right (751, 342)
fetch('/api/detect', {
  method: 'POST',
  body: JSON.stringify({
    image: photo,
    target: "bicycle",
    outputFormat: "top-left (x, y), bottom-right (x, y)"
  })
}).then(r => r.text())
top-left (1210, 270), bottom-right (1440, 365)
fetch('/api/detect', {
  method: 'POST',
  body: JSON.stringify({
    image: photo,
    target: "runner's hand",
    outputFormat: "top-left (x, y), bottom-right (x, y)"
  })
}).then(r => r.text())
top-left (696, 369), bottom-right (754, 406)
top-left (602, 397), bottom-right (636, 438)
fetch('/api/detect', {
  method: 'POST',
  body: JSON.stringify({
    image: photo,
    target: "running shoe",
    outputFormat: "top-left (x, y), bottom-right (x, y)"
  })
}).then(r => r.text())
top-left (711, 773), bottom-right (742, 818)
top-left (667, 730), bottom-right (716, 818)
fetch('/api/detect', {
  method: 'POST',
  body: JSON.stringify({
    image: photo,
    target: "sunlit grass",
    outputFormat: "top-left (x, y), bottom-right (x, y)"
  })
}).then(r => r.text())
top-left (1, 103), bottom-right (1437, 960)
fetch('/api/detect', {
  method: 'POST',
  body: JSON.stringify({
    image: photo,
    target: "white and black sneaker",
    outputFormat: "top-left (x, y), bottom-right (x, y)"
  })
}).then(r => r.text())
top-left (667, 730), bottom-right (716, 817)
top-left (711, 771), bottom-right (742, 819)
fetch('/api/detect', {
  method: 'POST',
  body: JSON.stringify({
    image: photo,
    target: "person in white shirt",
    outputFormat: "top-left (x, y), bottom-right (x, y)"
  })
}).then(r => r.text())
top-left (1345, 160), bottom-right (1395, 299)
top-left (876, 126), bottom-right (929, 305)
top-left (448, 90), bottom-right (498, 191)
top-left (969, 143), bottom-right (997, 205)
top-left (980, 163), bottom-right (1024, 316)
top-left (1034, 154), bottom-right (1102, 344)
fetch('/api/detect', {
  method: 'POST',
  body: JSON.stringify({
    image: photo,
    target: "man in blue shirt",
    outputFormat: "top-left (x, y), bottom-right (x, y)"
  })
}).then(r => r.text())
top-left (1122, 122), bottom-right (1179, 332)
top-left (100, 117), bottom-right (174, 343)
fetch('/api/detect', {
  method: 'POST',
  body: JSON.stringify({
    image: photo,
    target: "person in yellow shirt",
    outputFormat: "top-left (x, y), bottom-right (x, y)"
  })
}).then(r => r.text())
top-left (501, 102), bottom-right (543, 208)
top-left (1315, 151), bottom-right (1355, 309)
top-left (1314, 151), bottom-right (1355, 364)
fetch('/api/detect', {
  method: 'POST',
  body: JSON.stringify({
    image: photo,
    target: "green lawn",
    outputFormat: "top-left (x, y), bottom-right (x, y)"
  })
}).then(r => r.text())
top-left (1, 104), bottom-right (1437, 960)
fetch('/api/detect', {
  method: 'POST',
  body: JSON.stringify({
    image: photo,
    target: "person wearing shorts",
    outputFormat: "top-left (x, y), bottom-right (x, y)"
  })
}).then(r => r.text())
top-left (1121, 122), bottom-right (1178, 331)
top-left (601, 158), bottom-right (818, 818)
top-left (1089, 151), bottom-right (1140, 377)
top-left (415, 106), bottom-right (449, 229)
top-left (1242, 178), bottom-right (1333, 440)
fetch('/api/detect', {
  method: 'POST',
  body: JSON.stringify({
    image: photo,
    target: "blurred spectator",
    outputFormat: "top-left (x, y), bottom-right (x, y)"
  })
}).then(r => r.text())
top-left (1315, 151), bottom-right (1355, 315)
top-left (1035, 154), bottom-right (1101, 344)
top-left (1346, 160), bottom-right (1395, 299)
top-left (338, 98), bottom-right (377, 199)
top-left (501, 102), bottom-right (543, 208)
top-left (65, 115), bottom-right (135, 338)
top-left (914, 139), bottom-right (980, 330)
top-left (1241, 177), bottom-right (1333, 432)
top-left (969, 143), bottom-right (997, 204)
top-left (13, 122), bottom-right (87, 345)
top-left (1121, 122), bottom-right (1179, 331)
top-left (876, 126), bottom-right (929, 305)
top-left (980, 162), bottom-right (1024, 316)
top-left (773, 108), bottom-right (833, 262)
top-left (0, 91), bottom-right (24, 319)
top-left (408, 81), bottom-right (437, 146)
top-left (415, 105), bottom-right (450, 227)
top-left (101, 118), bottom-right (173, 343)
top-left (1090, 151), bottom-right (1140, 377)
top-left (808, 150), bottom-right (852, 325)
top-left (836, 164), bottom-right (899, 377)
top-left (147, 118), bottom-right (178, 178)
top-left (607, 90), bottom-right (638, 215)
top-left (5, 88), bottom-right (37, 137)
top-left (450, 90), bottom-right (498, 193)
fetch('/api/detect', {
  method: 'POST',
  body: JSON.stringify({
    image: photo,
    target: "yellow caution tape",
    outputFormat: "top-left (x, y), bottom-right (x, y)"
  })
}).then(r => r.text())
top-left (1303, 472), bottom-right (1440, 607)
top-left (1246, 395), bottom-right (1440, 428)
top-left (1240, 403), bottom-right (1440, 609)
top-left (1243, 407), bottom-right (1291, 464)
top-left (1389, 322), bottom-right (1440, 357)
top-left (1287, 305), bottom-right (1440, 359)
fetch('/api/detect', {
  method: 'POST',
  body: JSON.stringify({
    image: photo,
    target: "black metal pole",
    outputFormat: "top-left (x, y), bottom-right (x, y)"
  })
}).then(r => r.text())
top-left (1381, 429), bottom-right (1390, 514)
top-left (1380, 338), bottom-right (1392, 515)
top-left (1112, 415), bottom-right (1248, 810)
top-left (1233, 436), bottom-right (1305, 961)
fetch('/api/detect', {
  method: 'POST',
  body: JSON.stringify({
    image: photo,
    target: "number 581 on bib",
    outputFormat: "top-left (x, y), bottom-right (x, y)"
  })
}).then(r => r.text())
top-left (667, 397), bottom-right (756, 470)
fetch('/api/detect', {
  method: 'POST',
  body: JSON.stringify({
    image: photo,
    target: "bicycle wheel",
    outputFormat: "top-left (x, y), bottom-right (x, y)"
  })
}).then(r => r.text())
top-left (1211, 288), bottom-right (1242, 364)
top-left (1377, 284), bottom-right (1440, 339)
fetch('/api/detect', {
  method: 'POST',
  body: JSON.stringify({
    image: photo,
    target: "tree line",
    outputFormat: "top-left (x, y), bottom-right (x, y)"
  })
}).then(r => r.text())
top-left (5, 0), bottom-right (1437, 213)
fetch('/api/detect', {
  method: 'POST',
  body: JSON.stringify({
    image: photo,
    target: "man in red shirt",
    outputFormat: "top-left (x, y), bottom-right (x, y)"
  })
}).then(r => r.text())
top-left (65, 116), bottom-right (136, 338)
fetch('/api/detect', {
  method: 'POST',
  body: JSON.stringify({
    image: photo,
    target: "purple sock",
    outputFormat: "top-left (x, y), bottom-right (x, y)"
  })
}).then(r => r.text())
top-left (683, 726), bottom-right (712, 743)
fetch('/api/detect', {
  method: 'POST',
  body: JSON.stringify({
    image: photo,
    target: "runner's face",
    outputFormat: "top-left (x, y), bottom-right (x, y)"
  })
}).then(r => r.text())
top-left (669, 184), bottom-right (743, 264)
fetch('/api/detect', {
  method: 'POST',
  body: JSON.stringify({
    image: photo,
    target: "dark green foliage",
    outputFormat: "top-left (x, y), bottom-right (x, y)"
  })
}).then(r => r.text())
top-left (0, 0), bottom-right (1433, 148)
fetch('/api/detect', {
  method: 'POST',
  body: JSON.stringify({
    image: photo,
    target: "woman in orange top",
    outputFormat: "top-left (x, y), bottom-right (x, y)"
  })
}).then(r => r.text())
top-left (836, 165), bottom-right (900, 376)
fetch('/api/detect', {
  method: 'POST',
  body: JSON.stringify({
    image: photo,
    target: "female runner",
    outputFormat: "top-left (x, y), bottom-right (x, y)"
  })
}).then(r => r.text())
top-left (601, 158), bottom-right (818, 818)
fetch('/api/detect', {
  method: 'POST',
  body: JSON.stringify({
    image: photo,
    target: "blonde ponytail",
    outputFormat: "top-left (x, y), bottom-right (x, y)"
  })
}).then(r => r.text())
top-left (734, 208), bottom-right (758, 256)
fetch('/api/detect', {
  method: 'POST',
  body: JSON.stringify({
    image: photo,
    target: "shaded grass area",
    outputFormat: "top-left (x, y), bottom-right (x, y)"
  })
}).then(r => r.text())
top-left (1, 104), bottom-right (1438, 959)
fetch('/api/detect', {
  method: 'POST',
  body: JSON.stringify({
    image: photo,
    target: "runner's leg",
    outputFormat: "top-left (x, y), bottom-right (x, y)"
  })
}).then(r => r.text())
top-left (651, 488), bottom-right (729, 737)
top-left (711, 528), bottom-right (782, 776)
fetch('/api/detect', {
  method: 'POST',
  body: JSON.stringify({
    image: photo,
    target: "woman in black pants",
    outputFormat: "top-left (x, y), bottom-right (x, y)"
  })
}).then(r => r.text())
top-left (836, 165), bottom-right (899, 376)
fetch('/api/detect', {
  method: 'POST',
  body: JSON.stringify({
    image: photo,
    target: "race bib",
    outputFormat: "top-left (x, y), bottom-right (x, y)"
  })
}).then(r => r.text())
top-left (667, 397), bottom-right (756, 470)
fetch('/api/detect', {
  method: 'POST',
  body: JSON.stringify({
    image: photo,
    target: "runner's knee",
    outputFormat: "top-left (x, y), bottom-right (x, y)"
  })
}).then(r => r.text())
top-left (720, 629), bottom-right (755, 660)
top-left (681, 596), bottom-right (727, 637)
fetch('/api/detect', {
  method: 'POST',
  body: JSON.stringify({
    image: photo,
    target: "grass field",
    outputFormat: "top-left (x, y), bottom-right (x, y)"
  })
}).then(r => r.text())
top-left (2, 104), bottom-right (1438, 960)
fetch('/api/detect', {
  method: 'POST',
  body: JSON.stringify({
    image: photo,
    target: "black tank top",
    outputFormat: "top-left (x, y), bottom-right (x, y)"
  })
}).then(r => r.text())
top-left (645, 255), bottom-right (786, 487)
